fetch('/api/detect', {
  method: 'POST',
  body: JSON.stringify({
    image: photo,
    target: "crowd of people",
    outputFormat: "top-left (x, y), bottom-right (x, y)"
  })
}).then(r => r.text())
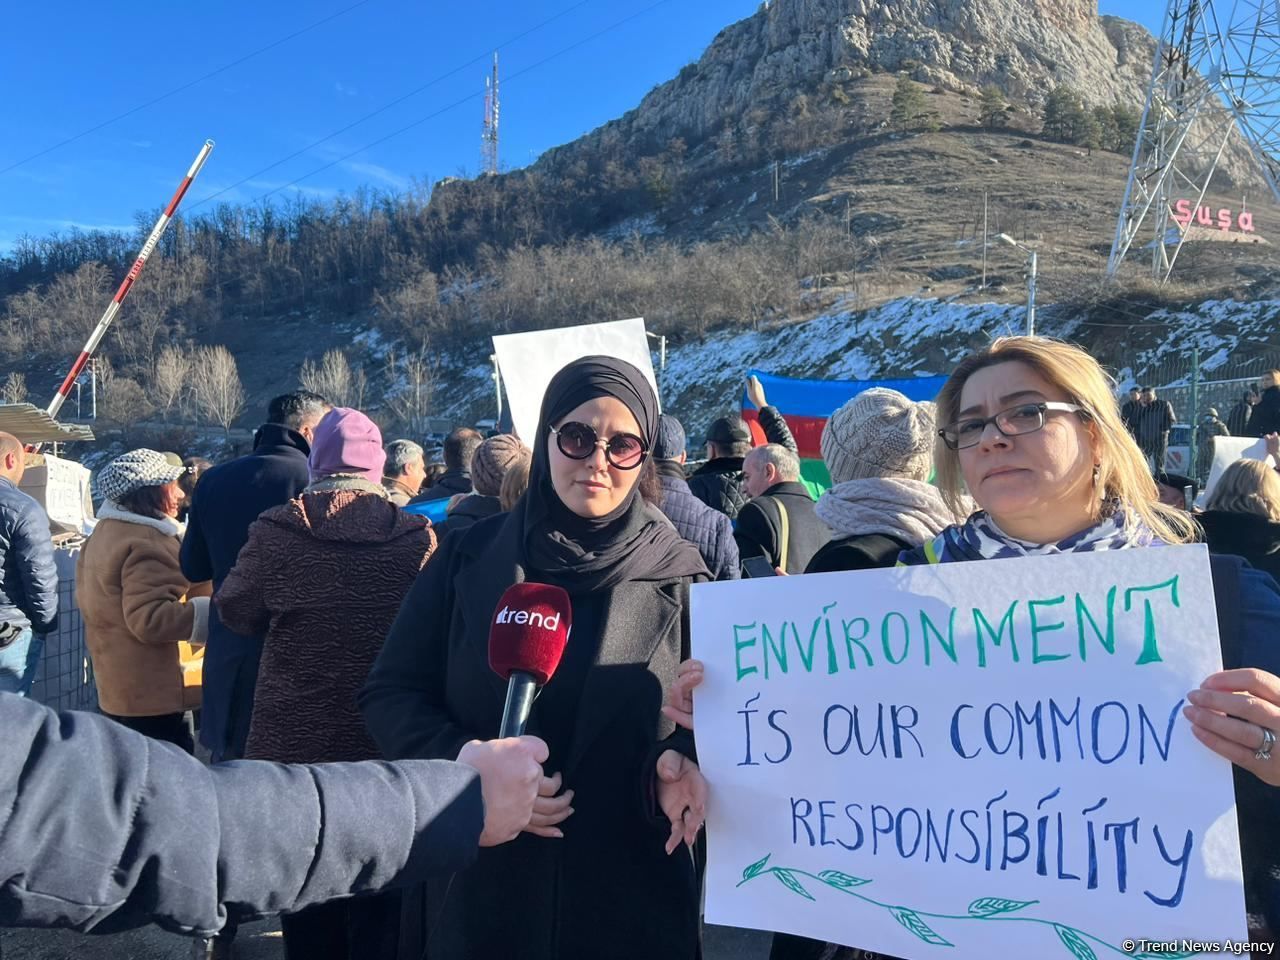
top-left (2, 345), bottom-right (1280, 959)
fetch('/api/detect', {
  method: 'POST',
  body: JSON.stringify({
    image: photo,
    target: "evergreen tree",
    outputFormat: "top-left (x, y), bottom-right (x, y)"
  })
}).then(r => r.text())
top-left (1108, 103), bottom-right (1141, 153)
top-left (890, 74), bottom-right (929, 133)
top-left (978, 84), bottom-right (1007, 129)
top-left (1042, 86), bottom-right (1085, 142)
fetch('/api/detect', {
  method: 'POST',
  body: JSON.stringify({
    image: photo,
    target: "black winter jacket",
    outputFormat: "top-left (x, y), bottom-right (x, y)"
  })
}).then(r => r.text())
top-left (734, 481), bottom-right (831, 574)
top-left (657, 462), bottom-right (739, 581)
top-left (180, 424), bottom-right (313, 759)
top-left (408, 469), bottom-right (472, 504)
top-left (0, 477), bottom-right (57, 634)
top-left (1197, 510), bottom-right (1280, 583)
top-left (805, 532), bottom-right (913, 575)
top-left (432, 494), bottom-right (502, 541)
top-left (687, 406), bottom-right (798, 519)
top-left (0, 692), bottom-right (482, 937)
top-left (1246, 386), bottom-right (1280, 438)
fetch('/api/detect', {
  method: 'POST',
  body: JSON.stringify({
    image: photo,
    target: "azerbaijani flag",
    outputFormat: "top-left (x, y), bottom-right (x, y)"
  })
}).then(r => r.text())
top-left (741, 370), bottom-right (949, 496)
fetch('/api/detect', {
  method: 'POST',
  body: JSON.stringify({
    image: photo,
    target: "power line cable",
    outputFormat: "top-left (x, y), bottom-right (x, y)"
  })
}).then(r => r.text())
top-left (245, 0), bottom-right (678, 205)
top-left (0, 0), bottom-right (375, 177)
top-left (192, 0), bottom-right (594, 208)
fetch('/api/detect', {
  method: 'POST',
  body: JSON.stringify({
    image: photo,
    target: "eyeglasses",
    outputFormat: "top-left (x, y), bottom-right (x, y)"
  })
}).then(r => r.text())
top-left (549, 422), bottom-right (648, 469)
top-left (939, 401), bottom-right (1088, 450)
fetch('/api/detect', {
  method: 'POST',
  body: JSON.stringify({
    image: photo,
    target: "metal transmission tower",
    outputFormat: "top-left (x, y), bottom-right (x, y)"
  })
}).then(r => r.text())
top-left (1108, 0), bottom-right (1280, 282)
top-left (482, 52), bottom-right (500, 175)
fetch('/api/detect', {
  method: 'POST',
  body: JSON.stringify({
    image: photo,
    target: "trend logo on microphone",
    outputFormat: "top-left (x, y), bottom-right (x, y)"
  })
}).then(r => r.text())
top-left (489, 582), bottom-right (572, 686)
top-left (494, 605), bottom-right (563, 631)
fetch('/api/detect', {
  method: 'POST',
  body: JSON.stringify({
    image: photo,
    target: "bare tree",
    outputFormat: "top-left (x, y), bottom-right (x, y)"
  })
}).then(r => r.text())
top-left (191, 345), bottom-right (246, 436)
top-left (382, 348), bottom-right (436, 437)
top-left (153, 346), bottom-right (191, 420)
top-left (1, 372), bottom-right (27, 405)
top-left (299, 349), bottom-right (354, 406)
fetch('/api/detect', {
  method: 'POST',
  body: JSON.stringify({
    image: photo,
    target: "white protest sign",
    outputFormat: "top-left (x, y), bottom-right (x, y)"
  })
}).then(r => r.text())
top-left (692, 546), bottom-right (1247, 959)
top-left (1201, 436), bottom-right (1270, 504)
top-left (491, 318), bottom-right (658, 444)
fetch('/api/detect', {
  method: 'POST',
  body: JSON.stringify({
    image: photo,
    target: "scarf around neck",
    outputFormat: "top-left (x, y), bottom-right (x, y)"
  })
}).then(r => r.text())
top-left (814, 478), bottom-right (960, 546)
top-left (953, 505), bottom-right (1159, 560)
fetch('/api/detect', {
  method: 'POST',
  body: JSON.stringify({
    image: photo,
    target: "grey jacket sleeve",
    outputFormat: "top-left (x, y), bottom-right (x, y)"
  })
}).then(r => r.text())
top-left (0, 694), bottom-right (482, 938)
top-left (12, 500), bottom-right (58, 633)
top-left (757, 405), bottom-right (798, 456)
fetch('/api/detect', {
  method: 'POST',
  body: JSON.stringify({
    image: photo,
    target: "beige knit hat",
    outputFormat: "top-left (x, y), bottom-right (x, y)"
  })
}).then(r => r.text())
top-left (820, 388), bottom-right (937, 484)
top-left (471, 434), bottom-right (529, 497)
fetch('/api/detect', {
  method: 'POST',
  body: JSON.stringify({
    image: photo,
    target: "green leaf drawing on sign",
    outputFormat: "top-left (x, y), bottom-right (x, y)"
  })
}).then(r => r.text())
top-left (772, 869), bottom-right (815, 901)
top-left (967, 897), bottom-right (1039, 917)
top-left (817, 870), bottom-right (871, 889)
top-left (1054, 924), bottom-right (1097, 960)
top-left (742, 854), bottom-right (771, 883)
top-left (891, 907), bottom-right (954, 946)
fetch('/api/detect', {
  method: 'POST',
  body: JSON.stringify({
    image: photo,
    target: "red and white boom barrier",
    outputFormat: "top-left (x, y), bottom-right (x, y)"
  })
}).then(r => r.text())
top-left (46, 139), bottom-right (215, 421)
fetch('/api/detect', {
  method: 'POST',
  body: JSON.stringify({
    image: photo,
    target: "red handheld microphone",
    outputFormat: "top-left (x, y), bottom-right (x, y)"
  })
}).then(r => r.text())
top-left (488, 583), bottom-right (572, 738)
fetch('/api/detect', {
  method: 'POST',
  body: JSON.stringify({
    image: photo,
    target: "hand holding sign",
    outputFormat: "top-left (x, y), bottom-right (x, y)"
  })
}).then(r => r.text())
top-left (661, 658), bottom-right (705, 731)
top-left (656, 749), bottom-right (707, 855)
top-left (1186, 668), bottom-right (1280, 787)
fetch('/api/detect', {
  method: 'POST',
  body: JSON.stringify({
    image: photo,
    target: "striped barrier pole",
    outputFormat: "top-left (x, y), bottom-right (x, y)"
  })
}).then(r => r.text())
top-left (46, 139), bottom-right (215, 422)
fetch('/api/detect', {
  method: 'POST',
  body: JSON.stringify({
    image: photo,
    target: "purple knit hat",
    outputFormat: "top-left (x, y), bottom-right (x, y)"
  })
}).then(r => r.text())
top-left (308, 407), bottom-right (386, 483)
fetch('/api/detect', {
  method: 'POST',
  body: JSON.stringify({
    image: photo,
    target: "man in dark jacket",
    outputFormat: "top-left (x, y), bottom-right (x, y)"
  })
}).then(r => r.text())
top-left (409, 427), bottom-right (481, 504)
top-left (181, 391), bottom-right (329, 763)
top-left (1135, 386), bottom-right (1175, 469)
top-left (735, 443), bottom-right (830, 574)
top-left (1120, 387), bottom-right (1141, 439)
top-left (688, 376), bottom-right (800, 520)
top-left (382, 439), bottom-right (426, 507)
top-left (0, 433), bottom-right (58, 697)
top-left (1247, 370), bottom-right (1280, 438)
top-left (1228, 389), bottom-right (1259, 437)
top-left (0, 691), bottom-right (548, 937)
top-left (652, 415), bottom-right (739, 581)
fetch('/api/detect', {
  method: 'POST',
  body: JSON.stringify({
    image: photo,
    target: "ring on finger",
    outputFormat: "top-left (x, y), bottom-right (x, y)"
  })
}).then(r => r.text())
top-left (1255, 727), bottom-right (1276, 762)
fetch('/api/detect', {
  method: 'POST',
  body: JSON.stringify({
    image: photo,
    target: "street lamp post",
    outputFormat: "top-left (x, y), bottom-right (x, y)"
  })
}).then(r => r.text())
top-left (997, 234), bottom-right (1037, 336)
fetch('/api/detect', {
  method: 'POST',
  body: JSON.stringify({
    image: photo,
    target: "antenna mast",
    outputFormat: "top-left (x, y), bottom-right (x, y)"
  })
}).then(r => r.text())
top-left (1108, 0), bottom-right (1280, 282)
top-left (482, 51), bottom-right (500, 175)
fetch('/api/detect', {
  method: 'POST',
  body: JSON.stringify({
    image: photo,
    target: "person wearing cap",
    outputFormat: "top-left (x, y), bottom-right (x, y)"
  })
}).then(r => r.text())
top-left (433, 434), bottom-right (530, 541)
top-left (214, 407), bottom-right (436, 960)
top-left (687, 375), bottom-right (799, 520)
top-left (76, 449), bottom-right (210, 752)
top-left (1195, 406), bottom-right (1230, 483)
top-left (652, 414), bottom-right (740, 581)
top-left (1154, 470), bottom-right (1198, 511)
top-left (804, 388), bottom-right (962, 576)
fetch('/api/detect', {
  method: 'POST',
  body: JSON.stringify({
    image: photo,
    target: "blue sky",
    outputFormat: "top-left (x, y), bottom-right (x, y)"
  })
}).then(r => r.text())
top-left (0, 0), bottom-right (1162, 255)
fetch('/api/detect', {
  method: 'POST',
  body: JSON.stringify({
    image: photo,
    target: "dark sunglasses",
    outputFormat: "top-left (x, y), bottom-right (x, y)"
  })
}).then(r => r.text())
top-left (549, 422), bottom-right (648, 470)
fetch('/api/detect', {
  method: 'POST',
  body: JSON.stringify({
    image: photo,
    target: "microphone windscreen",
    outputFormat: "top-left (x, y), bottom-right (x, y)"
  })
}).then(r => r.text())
top-left (488, 582), bottom-right (572, 685)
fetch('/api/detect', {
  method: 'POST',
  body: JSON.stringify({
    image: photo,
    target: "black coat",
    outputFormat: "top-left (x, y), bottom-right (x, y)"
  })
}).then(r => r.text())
top-left (657, 463), bottom-right (739, 581)
top-left (1246, 386), bottom-right (1280, 438)
top-left (180, 424), bottom-right (312, 759)
top-left (432, 494), bottom-right (502, 541)
top-left (0, 691), bottom-right (481, 937)
top-left (1228, 400), bottom-right (1255, 437)
top-left (360, 513), bottom-right (703, 960)
top-left (0, 477), bottom-right (58, 633)
top-left (688, 406), bottom-right (799, 520)
top-left (1198, 510), bottom-right (1280, 583)
top-left (805, 532), bottom-right (913, 575)
top-left (734, 481), bottom-right (831, 574)
top-left (408, 469), bottom-right (472, 504)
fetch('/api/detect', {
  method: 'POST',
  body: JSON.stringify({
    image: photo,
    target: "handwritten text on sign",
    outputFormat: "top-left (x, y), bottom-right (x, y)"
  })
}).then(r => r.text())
top-left (691, 546), bottom-right (1246, 959)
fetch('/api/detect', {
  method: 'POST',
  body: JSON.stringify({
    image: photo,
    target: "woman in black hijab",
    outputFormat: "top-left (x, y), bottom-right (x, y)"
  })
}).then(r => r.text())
top-left (361, 356), bottom-right (710, 960)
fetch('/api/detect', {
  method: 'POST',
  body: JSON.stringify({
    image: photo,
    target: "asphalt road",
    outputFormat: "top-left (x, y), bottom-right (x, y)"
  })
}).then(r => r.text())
top-left (2, 921), bottom-right (773, 959)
